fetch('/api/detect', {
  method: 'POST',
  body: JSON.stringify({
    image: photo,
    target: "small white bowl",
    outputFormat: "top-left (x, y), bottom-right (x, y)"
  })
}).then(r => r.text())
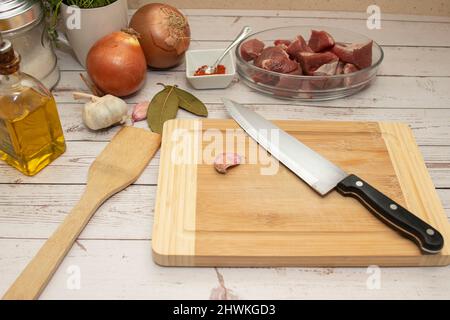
top-left (185, 49), bottom-right (236, 89)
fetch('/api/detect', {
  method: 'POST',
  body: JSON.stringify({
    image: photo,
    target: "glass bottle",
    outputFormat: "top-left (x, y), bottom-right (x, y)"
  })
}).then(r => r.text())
top-left (0, 36), bottom-right (66, 176)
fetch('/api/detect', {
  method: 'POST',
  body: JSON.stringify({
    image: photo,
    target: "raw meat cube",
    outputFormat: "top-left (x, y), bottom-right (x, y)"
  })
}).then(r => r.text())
top-left (240, 39), bottom-right (265, 61)
top-left (313, 60), bottom-right (339, 76)
top-left (253, 46), bottom-right (301, 89)
top-left (251, 47), bottom-right (288, 85)
top-left (309, 60), bottom-right (339, 90)
top-left (323, 61), bottom-right (345, 89)
top-left (274, 39), bottom-right (292, 47)
top-left (308, 30), bottom-right (335, 52)
top-left (343, 63), bottom-right (360, 86)
top-left (255, 46), bottom-right (298, 73)
top-left (286, 35), bottom-right (313, 59)
top-left (255, 46), bottom-right (289, 66)
top-left (297, 51), bottom-right (338, 75)
top-left (343, 63), bottom-right (359, 74)
top-left (332, 40), bottom-right (373, 69)
top-left (251, 69), bottom-right (280, 86)
top-left (260, 56), bottom-right (299, 73)
top-left (276, 43), bottom-right (289, 51)
top-left (336, 61), bottom-right (345, 74)
top-left (274, 67), bottom-right (305, 97)
top-left (277, 67), bottom-right (303, 88)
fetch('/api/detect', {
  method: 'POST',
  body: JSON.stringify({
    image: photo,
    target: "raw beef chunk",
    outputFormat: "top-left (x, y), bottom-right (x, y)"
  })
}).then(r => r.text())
top-left (309, 60), bottom-right (339, 89)
top-left (275, 67), bottom-right (305, 96)
top-left (286, 35), bottom-right (313, 59)
top-left (276, 69), bottom-right (314, 99)
top-left (274, 39), bottom-right (292, 47)
top-left (252, 47), bottom-right (300, 85)
top-left (320, 61), bottom-right (345, 89)
top-left (255, 47), bottom-right (299, 73)
top-left (297, 51), bottom-right (338, 75)
top-left (308, 30), bottom-right (335, 52)
top-left (332, 41), bottom-right (373, 69)
top-left (240, 39), bottom-right (265, 61)
top-left (313, 60), bottom-right (339, 76)
top-left (343, 63), bottom-right (359, 74)
top-left (261, 56), bottom-right (299, 73)
top-left (336, 61), bottom-right (345, 74)
top-left (343, 63), bottom-right (360, 86)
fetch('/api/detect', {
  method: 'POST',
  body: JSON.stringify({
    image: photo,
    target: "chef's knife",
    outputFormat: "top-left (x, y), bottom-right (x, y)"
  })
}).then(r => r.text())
top-left (223, 98), bottom-right (444, 254)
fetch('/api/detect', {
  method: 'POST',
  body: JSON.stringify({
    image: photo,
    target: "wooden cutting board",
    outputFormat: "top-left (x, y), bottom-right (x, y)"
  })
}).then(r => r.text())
top-left (152, 119), bottom-right (450, 267)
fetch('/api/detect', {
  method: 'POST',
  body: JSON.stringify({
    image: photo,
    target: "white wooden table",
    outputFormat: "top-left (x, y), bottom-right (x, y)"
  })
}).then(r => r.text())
top-left (1, 9), bottom-right (450, 299)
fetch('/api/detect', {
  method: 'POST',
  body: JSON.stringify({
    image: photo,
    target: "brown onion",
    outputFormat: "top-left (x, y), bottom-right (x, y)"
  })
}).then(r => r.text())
top-left (86, 29), bottom-right (147, 97)
top-left (129, 3), bottom-right (191, 69)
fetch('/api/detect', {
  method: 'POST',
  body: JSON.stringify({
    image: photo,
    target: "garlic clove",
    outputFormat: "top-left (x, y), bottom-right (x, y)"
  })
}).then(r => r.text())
top-left (214, 153), bottom-right (242, 174)
top-left (132, 101), bottom-right (150, 122)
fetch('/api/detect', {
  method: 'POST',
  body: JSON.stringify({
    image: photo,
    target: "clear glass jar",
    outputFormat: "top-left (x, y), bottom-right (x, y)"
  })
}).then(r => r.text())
top-left (0, 0), bottom-right (60, 89)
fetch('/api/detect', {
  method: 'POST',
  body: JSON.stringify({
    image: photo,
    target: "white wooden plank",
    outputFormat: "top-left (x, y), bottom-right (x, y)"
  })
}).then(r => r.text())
top-left (0, 239), bottom-right (218, 300)
top-left (50, 103), bottom-right (450, 145)
top-left (179, 9), bottom-right (450, 23)
top-left (183, 16), bottom-right (450, 46)
top-left (0, 141), bottom-right (448, 187)
top-left (0, 239), bottom-right (449, 299)
top-left (379, 47), bottom-right (450, 77)
top-left (53, 71), bottom-right (450, 108)
top-left (0, 184), bottom-right (448, 240)
top-left (216, 263), bottom-right (450, 299)
top-left (0, 141), bottom-right (159, 185)
top-left (439, 190), bottom-right (450, 211)
top-left (0, 185), bottom-right (154, 240)
top-left (56, 44), bottom-right (450, 77)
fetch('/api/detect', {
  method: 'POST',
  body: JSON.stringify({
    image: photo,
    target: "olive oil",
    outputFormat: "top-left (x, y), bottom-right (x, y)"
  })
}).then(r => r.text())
top-left (0, 36), bottom-right (66, 176)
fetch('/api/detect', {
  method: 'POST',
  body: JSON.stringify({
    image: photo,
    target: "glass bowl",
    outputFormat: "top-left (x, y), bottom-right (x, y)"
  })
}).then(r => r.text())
top-left (235, 26), bottom-right (384, 101)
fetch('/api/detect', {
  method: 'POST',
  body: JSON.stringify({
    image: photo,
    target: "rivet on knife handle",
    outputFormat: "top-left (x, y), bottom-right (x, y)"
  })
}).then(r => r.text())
top-left (336, 174), bottom-right (444, 253)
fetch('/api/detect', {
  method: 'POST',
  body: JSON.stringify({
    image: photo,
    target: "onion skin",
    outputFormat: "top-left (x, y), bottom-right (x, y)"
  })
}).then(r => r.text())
top-left (129, 3), bottom-right (191, 69)
top-left (86, 30), bottom-right (147, 97)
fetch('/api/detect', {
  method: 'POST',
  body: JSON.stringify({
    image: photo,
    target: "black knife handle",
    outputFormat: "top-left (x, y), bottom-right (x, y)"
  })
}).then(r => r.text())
top-left (336, 174), bottom-right (444, 254)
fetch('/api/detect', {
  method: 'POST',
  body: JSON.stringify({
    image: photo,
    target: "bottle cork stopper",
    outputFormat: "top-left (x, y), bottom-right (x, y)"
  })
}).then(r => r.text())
top-left (0, 36), bottom-right (21, 75)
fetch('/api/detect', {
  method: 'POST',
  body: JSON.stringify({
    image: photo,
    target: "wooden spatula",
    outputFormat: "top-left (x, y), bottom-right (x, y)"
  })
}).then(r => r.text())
top-left (3, 127), bottom-right (161, 300)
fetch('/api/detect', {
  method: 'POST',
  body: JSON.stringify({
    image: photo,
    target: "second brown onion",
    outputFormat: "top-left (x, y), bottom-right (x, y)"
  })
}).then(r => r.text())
top-left (129, 3), bottom-right (191, 69)
top-left (86, 29), bottom-right (147, 97)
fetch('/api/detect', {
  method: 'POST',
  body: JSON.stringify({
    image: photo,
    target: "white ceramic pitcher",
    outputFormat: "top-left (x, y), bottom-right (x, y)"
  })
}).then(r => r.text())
top-left (60, 0), bottom-right (128, 67)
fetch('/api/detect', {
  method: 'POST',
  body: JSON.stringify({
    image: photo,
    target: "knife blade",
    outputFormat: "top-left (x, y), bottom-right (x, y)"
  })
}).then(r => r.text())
top-left (223, 98), bottom-right (444, 254)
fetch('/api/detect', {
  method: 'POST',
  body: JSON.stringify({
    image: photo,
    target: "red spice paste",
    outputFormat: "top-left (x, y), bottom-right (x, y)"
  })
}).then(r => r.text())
top-left (194, 64), bottom-right (226, 76)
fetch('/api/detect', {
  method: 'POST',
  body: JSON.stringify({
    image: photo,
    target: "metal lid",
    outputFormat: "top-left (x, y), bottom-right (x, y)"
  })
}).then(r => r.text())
top-left (0, 0), bottom-right (42, 33)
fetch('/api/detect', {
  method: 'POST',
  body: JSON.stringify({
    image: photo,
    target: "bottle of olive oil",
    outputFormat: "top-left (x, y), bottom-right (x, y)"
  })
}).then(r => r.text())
top-left (0, 36), bottom-right (66, 176)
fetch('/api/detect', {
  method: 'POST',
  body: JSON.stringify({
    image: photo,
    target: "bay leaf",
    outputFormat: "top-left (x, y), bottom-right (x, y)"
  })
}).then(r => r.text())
top-left (147, 85), bottom-right (179, 134)
top-left (174, 87), bottom-right (208, 117)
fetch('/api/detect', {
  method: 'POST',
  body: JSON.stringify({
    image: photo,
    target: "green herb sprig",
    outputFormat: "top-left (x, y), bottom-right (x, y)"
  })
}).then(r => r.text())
top-left (147, 83), bottom-right (208, 134)
top-left (63, 0), bottom-right (116, 7)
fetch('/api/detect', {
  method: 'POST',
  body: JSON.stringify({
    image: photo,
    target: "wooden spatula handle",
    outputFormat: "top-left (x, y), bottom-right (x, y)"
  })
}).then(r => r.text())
top-left (2, 188), bottom-right (106, 300)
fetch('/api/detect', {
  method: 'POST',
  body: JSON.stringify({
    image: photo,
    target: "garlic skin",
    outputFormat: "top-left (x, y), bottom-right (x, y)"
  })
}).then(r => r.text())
top-left (73, 92), bottom-right (129, 130)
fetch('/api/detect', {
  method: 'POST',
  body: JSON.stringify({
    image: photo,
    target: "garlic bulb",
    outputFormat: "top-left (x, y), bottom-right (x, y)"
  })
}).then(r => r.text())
top-left (73, 92), bottom-right (129, 130)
